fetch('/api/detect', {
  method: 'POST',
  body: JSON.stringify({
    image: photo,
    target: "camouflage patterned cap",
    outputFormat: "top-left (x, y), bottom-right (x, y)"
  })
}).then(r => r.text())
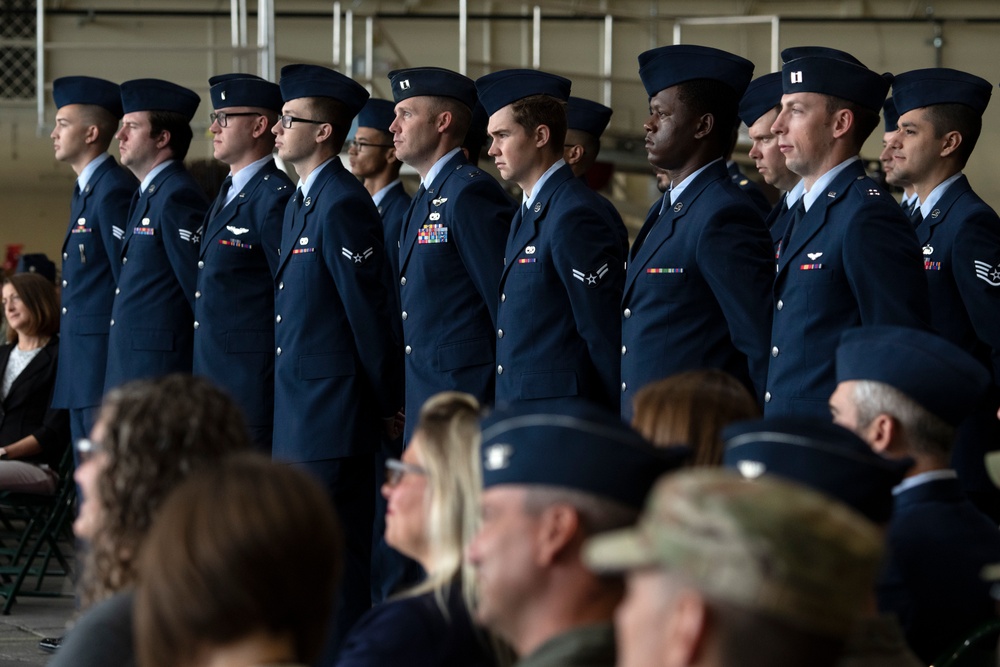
top-left (584, 468), bottom-right (884, 638)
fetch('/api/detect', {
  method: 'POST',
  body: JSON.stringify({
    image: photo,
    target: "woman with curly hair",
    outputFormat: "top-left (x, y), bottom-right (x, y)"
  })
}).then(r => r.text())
top-left (49, 373), bottom-right (252, 667)
top-left (337, 391), bottom-right (510, 667)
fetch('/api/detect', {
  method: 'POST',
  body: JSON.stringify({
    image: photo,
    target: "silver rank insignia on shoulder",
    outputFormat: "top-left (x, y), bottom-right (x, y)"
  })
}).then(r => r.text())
top-left (179, 225), bottom-right (202, 244)
top-left (342, 246), bottom-right (374, 264)
top-left (432, 197), bottom-right (448, 206)
top-left (923, 245), bottom-right (934, 256)
top-left (533, 202), bottom-right (542, 213)
top-left (299, 237), bottom-right (309, 245)
top-left (484, 444), bottom-right (513, 471)
top-left (141, 217), bottom-right (151, 226)
top-left (867, 188), bottom-right (880, 196)
top-left (974, 260), bottom-right (1000, 287)
top-left (572, 262), bottom-right (610, 287)
top-left (429, 212), bottom-right (441, 221)
top-left (737, 459), bottom-right (766, 479)
top-left (525, 245), bottom-right (536, 254)
top-left (227, 226), bottom-right (249, 236)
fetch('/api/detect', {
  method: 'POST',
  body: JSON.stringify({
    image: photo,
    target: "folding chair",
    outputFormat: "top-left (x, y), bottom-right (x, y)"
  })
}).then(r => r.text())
top-left (0, 446), bottom-right (77, 614)
top-left (932, 618), bottom-right (1000, 667)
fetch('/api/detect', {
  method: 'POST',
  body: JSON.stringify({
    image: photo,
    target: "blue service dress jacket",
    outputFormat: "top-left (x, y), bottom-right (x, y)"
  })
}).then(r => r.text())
top-left (378, 180), bottom-right (411, 288)
top-left (271, 157), bottom-right (403, 463)
top-left (336, 581), bottom-right (498, 667)
top-left (728, 160), bottom-right (772, 216)
top-left (104, 161), bottom-right (208, 391)
top-left (51, 156), bottom-right (135, 411)
top-left (621, 159), bottom-right (773, 419)
top-left (764, 161), bottom-right (931, 417)
top-left (495, 163), bottom-right (623, 410)
top-left (398, 151), bottom-right (513, 428)
top-left (192, 160), bottom-right (293, 448)
top-left (764, 194), bottom-right (793, 251)
top-left (877, 476), bottom-right (1000, 664)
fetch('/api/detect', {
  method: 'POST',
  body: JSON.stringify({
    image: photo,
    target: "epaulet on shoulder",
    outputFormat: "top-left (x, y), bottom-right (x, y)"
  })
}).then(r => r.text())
top-left (849, 174), bottom-right (887, 199)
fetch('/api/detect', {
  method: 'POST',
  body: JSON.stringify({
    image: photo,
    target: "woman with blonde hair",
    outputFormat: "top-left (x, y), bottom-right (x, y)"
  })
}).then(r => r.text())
top-left (631, 369), bottom-right (760, 466)
top-left (337, 391), bottom-right (506, 666)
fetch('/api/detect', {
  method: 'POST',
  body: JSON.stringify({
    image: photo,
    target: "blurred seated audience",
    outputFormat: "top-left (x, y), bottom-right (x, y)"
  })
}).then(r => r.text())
top-left (0, 273), bottom-right (68, 494)
top-left (135, 454), bottom-right (342, 667)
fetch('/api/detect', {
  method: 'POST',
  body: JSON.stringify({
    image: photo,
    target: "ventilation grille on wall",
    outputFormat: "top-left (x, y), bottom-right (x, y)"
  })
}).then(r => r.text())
top-left (0, 0), bottom-right (36, 101)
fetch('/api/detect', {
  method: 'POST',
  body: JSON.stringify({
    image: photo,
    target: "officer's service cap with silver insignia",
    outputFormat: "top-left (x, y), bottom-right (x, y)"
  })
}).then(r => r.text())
top-left (584, 468), bottom-right (884, 639)
top-left (638, 44), bottom-right (754, 100)
top-left (357, 98), bottom-right (396, 133)
top-left (883, 95), bottom-right (900, 133)
top-left (722, 415), bottom-right (911, 523)
top-left (209, 73), bottom-right (282, 112)
top-left (53, 76), bottom-right (124, 119)
top-left (121, 78), bottom-right (201, 120)
top-left (738, 71), bottom-right (783, 128)
top-left (836, 325), bottom-right (990, 427)
top-left (780, 46), bottom-right (891, 113)
top-left (387, 67), bottom-right (478, 110)
top-left (279, 64), bottom-right (369, 118)
top-left (566, 97), bottom-right (612, 138)
top-left (479, 399), bottom-right (687, 510)
top-left (474, 69), bottom-right (571, 116)
top-left (892, 67), bottom-right (992, 117)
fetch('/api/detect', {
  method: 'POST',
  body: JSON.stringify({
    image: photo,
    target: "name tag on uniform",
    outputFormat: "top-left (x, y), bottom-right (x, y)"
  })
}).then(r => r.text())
top-left (418, 224), bottom-right (448, 244)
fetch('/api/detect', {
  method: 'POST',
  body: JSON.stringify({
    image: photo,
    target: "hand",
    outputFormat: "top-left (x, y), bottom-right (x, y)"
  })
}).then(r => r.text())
top-left (383, 409), bottom-right (405, 440)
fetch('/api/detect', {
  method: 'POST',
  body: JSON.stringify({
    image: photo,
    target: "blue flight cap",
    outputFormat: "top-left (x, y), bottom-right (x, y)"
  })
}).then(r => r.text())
top-left (475, 69), bottom-right (572, 116)
top-left (120, 78), bottom-right (201, 121)
top-left (883, 96), bottom-right (900, 132)
top-left (278, 64), bottom-right (369, 118)
top-left (780, 46), bottom-right (891, 113)
top-left (15, 254), bottom-right (57, 284)
top-left (892, 68), bottom-right (992, 117)
top-left (738, 72), bottom-right (783, 127)
top-left (356, 98), bottom-right (396, 132)
top-left (479, 399), bottom-right (688, 510)
top-left (638, 45), bottom-right (754, 99)
top-left (836, 326), bottom-right (991, 426)
top-left (53, 76), bottom-right (123, 118)
top-left (566, 97), bottom-right (613, 138)
top-left (387, 67), bottom-right (477, 110)
top-left (723, 416), bottom-right (911, 524)
top-left (209, 73), bottom-right (282, 112)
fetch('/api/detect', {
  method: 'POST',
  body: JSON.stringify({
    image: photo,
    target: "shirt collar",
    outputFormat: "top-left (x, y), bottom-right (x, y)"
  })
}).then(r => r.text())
top-left (140, 159), bottom-right (174, 193)
top-left (892, 468), bottom-right (957, 495)
top-left (299, 156), bottom-right (337, 197)
top-left (227, 154), bottom-right (274, 205)
top-left (77, 153), bottom-right (110, 192)
top-left (785, 179), bottom-right (806, 207)
top-left (422, 147), bottom-right (462, 189)
top-left (372, 178), bottom-right (402, 207)
top-left (919, 172), bottom-right (963, 219)
top-left (802, 156), bottom-right (859, 212)
top-left (523, 159), bottom-right (565, 209)
top-left (659, 158), bottom-right (721, 215)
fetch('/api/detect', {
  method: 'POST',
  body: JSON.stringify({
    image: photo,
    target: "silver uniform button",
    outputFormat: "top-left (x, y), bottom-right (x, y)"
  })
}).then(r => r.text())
top-left (193, 321), bottom-right (199, 329)
top-left (61, 307), bottom-right (67, 314)
top-left (497, 329), bottom-right (504, 339)
top-left (62, 280), bottom-right (67, 287)
top-left (115, 288), bottom-right (120, 295)
top-left (501, 293), bottom-right (506, 302)
top-left (198, 260), bottom-right (205, 269)
top-left (400, 276), bottom-right (406, 286)
top-left (276, 347), bottom-right (282, 356)
top-left (110, 319), bottom-right (115, 326)
top-left (278, 281), bottom-right (284, 290)
top-left (122, 257), bottom-right (127, 264)
top-left (621, 345), bottom-right (627, 356)
top-left (497, 365), bottom-right (503, 375)
top-left (771, 346), bottom-right (779, 357)
top-left (621, 382), bottom-right (627, 391)
top-left (63, 252), bottom-right (68, 260)
top-left (195, 291), bottom-right (201, 299)
top-left (776, 299), bottom-right (783, 311)
top-left (401, 311), bottom-right (407, 320)
top-left (405, 345), bottom-right (412, 355)
top-left (276, 315), bottom-right (282, 323)
top-left (764, 391), bottom-right (771, 402)
top-left (623, 308), bottom-right (632, 318)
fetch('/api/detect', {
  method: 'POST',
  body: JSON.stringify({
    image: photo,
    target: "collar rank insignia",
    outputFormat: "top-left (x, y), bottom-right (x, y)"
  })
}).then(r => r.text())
top-left (673, 202), bottom-right (683, 213)
top-left (572, 262), bottom-right (610, 287)
top-left (974, 260), bottom-right (1000, 287)
top-left (737, 460), bottom-right (766, 479)
top-left (484, 444), bottom-right (513, 471)
top-left (930, 209), bottom-right (941, 219)
top-left (533, 202), bottom-right (542, 213)
top-left (342, 246), bottom-right (374, 264)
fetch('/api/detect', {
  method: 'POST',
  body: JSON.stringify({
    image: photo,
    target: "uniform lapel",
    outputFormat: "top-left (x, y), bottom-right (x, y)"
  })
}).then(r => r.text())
top-left (915, 175), bottom-right (969, 247)
top-left (499, 165), bottom-right (569, 285)
top-left (277, 161), bottom-right (335, 276)
top-left (201, 162), bottom-right (279, 256)
top-left (400, 152), bottom-right (464, 271)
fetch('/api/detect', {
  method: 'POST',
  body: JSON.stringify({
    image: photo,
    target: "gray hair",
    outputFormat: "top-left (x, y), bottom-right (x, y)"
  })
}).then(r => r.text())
top-left (853, 380), bottom-right (954, 461)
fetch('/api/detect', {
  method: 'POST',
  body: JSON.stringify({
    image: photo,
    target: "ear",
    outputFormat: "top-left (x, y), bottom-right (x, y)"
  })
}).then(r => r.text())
top-left (154, 129), bottom-right (171, 150)
top-left (436, 109), bottom-right (453, 135)
top-left (939, 130), bottom-right (962, 159)
top-left (534, 124), bottom-right (551, 149)
top-left (83, 124), bottom-right (101, 146)
top-left (662, 589), bottom-right (709, 666)
top-left (693, 113), bottom-right (715, 140)
top-left (251, 115), bottom-right (271, 139)
top-left (564, 143), bottom-right (584, 166)
top-left (831, 107), bottom-right (853, 140)
top-left (385, 146), bottom-right (397, 165)
top-left (314, 122), bottom-right (333, 144)
top-left (865, 413), bottom-right (897, 455)
top-left (534, 505), bottom-right (579, 566)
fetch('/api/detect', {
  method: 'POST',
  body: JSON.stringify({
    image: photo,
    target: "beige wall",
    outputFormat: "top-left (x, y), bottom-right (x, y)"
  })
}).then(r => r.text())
top-left (4, 1), bottom-right (1000, 265)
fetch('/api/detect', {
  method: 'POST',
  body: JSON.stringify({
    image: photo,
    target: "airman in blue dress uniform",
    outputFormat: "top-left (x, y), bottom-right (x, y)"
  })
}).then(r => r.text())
top-left (889, 68), bottom-right (1000, 519)
top-left (49, 76), bottom-right (136, 446)
top-left (622, 45), bottom-right (774, 419)
top-left (104, 79), bottom-right (207, 391)
top-left (271, 64), bottom-right (403, 656)
top-left (192, 74), bottom-right (292, 450)
top-left (477, 70), bottom-right (625, 410)
top-left (388, 67), bottom-right (514, 435)
top-left (764, 47), bottom-right (930, 418)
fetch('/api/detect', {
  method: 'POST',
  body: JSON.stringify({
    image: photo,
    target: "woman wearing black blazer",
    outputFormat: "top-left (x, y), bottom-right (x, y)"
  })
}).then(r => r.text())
top-left (0, 273), bottom-right (69, 494)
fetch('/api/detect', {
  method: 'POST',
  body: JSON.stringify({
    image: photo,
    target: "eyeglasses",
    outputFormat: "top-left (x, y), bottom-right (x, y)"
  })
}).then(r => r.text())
top-left (75, 438), bottom-right (104, 464)
top-left (278, 114), bottom-right (331, 129)
top-left (209, 111), bottom-right (261, 127)
top-left (385, 458), bottom-right (427, 487)
top-left (349, 139), bottom-right (394, 151)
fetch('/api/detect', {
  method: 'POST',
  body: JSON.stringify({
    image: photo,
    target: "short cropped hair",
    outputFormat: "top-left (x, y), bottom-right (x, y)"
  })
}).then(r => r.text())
top-left (853, 379), bottom-right (955, 461)
top-left (135, 454), bottom-right (342, 667)
top-left (510, 94), bottom-right (567, 151)
top-left (924, 103), bottom-right (982, 167)
top-left (3, 273), bottom-right (60, 343)
top-left (522, 485), bottom-right (639, 537)
top-left (427, 96), bottom-right (473, 143)
top-left (824, 96), bottom-right (880, 150)
top-left (308, 96), bottom-right (357, 153)
top-left (148, 110), bottom-right (193, 162)
top-left (675, 79), bottom-right (740, 154)
top-left (78, 104), bottom-right (120, 149)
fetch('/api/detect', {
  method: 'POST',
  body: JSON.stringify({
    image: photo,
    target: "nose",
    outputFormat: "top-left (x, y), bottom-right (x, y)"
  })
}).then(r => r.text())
top-left (770, 111), bottom-right (787, 136)
top-left (388, 114), bottom-right (400, 135)
top-left (271, 119), bottom-right (281, 136)
top-left (748, 142), bottom-right (761, 160)
top-left (50, 126), bottom-right (57, 139)
top-left (116, 125), bottom-right (127, 141)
